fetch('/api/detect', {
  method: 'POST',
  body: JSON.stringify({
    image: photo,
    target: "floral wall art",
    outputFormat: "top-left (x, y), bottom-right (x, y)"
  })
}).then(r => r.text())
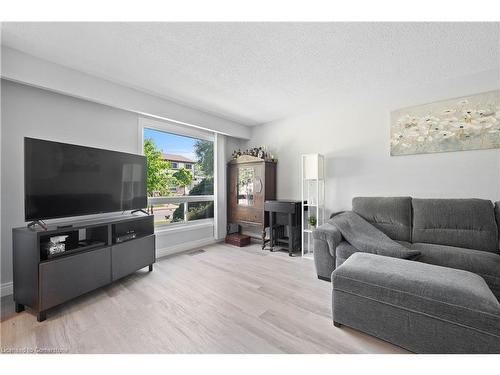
top-left (390, 90), bottom-right (500, 156)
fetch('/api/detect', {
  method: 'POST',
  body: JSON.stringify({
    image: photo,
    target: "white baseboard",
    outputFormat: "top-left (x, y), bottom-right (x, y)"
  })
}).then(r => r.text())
top-left (156, 237), bottom-right (221, 259)
top-left (0, 238), bottom-right (220, 297)
top-left (1, 281), bottom-right (13, 297)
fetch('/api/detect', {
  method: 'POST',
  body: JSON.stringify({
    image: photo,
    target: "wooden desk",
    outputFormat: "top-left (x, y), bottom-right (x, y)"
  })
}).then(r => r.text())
top-left (264, 200), bottom-right (302, 256)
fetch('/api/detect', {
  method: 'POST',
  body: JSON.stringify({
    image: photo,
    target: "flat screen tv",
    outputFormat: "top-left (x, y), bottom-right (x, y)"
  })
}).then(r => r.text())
top-left (25, 137), bottom-right (147, 221)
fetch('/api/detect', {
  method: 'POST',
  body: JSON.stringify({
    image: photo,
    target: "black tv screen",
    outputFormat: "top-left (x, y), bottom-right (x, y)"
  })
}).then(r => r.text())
top-left (25, 137), bottom-right (147, 221)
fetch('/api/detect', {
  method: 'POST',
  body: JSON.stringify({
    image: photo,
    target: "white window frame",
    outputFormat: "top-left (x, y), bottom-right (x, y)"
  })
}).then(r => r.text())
top-left (138, 117), bottom-right (216, 230)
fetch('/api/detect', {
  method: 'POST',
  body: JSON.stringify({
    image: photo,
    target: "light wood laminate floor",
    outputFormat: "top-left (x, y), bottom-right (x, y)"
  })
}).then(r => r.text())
top-left (1, 242), bottom-right (407, 354)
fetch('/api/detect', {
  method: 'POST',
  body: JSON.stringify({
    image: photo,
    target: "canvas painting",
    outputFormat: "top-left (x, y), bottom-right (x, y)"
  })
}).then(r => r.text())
top-left (390, 90), bottom-right (500, 156)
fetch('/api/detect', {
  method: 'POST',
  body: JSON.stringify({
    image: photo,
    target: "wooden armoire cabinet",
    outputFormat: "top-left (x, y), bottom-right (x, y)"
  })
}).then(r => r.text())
top-left (227, 155), bottom-right (277, 237)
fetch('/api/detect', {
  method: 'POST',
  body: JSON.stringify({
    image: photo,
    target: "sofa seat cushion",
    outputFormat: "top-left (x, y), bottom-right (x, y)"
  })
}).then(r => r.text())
top-left (411, 242), bottom-right (500, 299)
top-left (335, 241), bottom-right (357, 268)
top-left (352, 197), bottom-right (412, 242)
top-left (495, 201), bottom-right (500, 251)
top-left (412, 198), bottom-right (498, 253)
top-left (332, 253), bottom-right (500, 338)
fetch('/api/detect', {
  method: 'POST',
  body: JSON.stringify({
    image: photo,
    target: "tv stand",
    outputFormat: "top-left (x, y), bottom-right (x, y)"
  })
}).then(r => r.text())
top-left (13, 214), bottom-right (155, 322)
top-left (27, 220), bottom-right (48, 231)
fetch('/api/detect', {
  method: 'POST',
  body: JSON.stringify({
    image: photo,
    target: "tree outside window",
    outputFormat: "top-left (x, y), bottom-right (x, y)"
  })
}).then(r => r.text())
top-left (143, 128), bottom-right (214, 225)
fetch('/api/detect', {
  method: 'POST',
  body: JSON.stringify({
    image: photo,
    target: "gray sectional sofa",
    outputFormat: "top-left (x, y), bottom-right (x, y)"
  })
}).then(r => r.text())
top-left (313, 197), bottom-right (500, 353)
top-left (314, 197), bottom-right (500, 301)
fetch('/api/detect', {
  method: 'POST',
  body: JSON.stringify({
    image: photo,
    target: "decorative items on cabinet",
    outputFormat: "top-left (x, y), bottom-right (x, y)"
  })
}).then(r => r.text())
top-left (227, 154), bottom-right (277, 241)
top-left (13, 215), bottom-right (155, 322)
top-left (225, 233), bottom-right (251, 247)
top-left (231, 146), bottom-right (276, 162)
top-left (301, 154), bottom-right (325, 259)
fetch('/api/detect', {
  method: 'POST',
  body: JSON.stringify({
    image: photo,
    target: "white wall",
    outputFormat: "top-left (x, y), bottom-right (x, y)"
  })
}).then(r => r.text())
top-left (155, 222), bottom-right (215, 257)
top-left (215, 133), bottom-right (227, 240)
top-left (1, 47), bottom-right (252, 139)
top-left (0, 80), bottom-right (133, 289)
top-left (247, 69), bottom-right (500, 215)
top-left (0, 80), bottom-right (231, 293)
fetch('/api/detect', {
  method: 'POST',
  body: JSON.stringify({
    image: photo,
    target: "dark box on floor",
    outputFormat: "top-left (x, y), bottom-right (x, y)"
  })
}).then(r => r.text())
top-left (225, 233), bottom-right (251, 247)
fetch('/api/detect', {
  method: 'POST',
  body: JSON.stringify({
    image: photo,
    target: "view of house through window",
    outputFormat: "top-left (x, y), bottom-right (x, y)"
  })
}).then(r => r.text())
top-left (143, 127), bottom-right (214, 226)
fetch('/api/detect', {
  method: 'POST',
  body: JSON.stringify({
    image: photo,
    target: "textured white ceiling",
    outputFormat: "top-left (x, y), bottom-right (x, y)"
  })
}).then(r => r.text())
top-left (1, 22), bottom-right (499, 126)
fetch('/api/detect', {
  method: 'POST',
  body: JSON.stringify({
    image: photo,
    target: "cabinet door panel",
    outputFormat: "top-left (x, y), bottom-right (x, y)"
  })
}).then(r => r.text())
top-left (111, 235), bottom-right (155, 281)
top-left (252, 163), bottom-right (265, 209)
top-left (233, 206), bottom-right (263, 224)
top-left (39, 247), bottom-right (111, 310)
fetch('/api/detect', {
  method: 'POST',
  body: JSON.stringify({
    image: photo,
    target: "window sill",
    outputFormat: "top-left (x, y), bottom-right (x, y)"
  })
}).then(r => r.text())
top-left (154, 218), bottom-right (214, 234)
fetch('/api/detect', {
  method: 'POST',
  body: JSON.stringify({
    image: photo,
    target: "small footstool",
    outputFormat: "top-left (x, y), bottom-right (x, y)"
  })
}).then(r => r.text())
top-left (331, 252), bottom-right (500, 353)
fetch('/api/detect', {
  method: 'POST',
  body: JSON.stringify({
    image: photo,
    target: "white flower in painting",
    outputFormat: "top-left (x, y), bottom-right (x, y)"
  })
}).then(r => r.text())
top-left (460, 110), bottom-right (475, 123)
top-left (467, 121), bottom-right (483, 133)
top-left (429, 121), bottom-right (449, 132)
top-left (434, 130), bottom-right (455, 140)
top-left (397, 114), bottom-right (419, 129)
top-left (424, 115), bottom-right (439, 122)
top-left (461, 131), bottom-right (474, 140)
top-left (441, 117), bottom-right (458, 128)
top-left (420, 115), bottom-right (439, 126)
top-left (391, 133), bottom-right (405, 146)
top-left (405, 127), bottom-right (421, 138)
top-left (393, 133), bottom-right (411, 148)
top-left (397, 118), bottom-right (420, 135)
top-left (442, 108), bottom-right (456, 116)
top-left (462, 109), bottom-right (475, 117)
top-left (440, 120), bottom-right (453, 129)
top-left (487, 117), bottom-right (500, 133)
top-left (417, 125), bottom-right (431, 136)
top-left (392, 132), bottom-right (404, 139)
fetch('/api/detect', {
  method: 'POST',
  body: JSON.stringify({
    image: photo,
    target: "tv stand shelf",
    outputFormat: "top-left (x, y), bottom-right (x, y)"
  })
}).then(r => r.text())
top-left (40, 240), bottom-right (107, 262)
top-left (13, 214), bottom-right (155, 322)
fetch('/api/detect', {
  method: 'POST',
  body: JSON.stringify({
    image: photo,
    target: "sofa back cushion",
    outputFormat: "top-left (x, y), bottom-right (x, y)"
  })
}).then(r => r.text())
top-left (352, 197), bottom-right (412, 242)
top-left (412, 198), bottom-right (498, 253)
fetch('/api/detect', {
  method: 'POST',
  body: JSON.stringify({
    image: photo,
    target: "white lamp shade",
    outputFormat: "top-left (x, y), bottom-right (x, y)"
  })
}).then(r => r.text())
top-left (122, 163), bottom-right (143, 182)
top-left (303, 154), bottom-right (324, 180)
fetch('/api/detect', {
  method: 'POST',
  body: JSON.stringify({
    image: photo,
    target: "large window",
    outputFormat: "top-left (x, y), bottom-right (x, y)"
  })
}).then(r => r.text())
top-left (142, 125), bottom-right (214, 227)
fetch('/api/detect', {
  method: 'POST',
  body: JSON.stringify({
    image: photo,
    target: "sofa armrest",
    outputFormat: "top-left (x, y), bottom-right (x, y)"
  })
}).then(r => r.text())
top-left (313, 222), bottom-right (342, 256)
top-left (312, 223), bottom-right (343, 281)
top-left (495, 202), bottom-right (500, 252)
